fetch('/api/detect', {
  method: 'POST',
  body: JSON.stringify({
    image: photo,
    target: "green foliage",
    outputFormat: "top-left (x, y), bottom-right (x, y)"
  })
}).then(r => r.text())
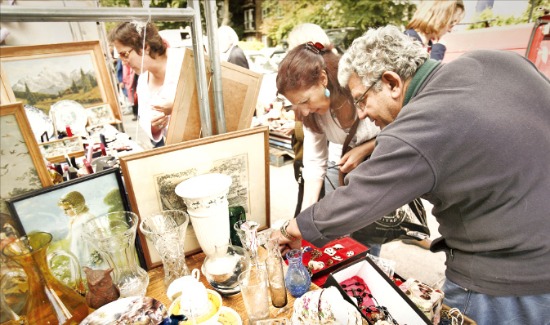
top-left (24, 83), bottom-right (37, 105)
top-left (261, 0), bottom-right (416, 45)
top-left (468, 0), bottom-right (550, 30)
top-left (150, 0), bottom-right (190, 30)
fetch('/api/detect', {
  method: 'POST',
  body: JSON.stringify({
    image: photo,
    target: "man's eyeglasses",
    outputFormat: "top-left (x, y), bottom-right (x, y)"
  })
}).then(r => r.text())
top-left (119, 48), bottom-right (134, 59)
top-left (353, 78), bottom-right (379, 111)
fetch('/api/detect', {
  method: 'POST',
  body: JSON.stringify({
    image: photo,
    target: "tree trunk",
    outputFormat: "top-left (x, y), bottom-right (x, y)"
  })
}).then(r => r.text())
top-left (221, 0), bottom-right (231, 26)
top-left (129, 0), bottom-right (142, 7)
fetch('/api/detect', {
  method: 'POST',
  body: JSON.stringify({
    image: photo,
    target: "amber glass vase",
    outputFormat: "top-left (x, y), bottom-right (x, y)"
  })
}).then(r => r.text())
top-left (2, 232), bottom-right (89, 324)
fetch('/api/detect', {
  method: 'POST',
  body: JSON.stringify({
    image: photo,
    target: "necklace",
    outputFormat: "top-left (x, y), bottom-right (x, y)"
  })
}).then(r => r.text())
top-left (329, 100), bottom-right (353, 131)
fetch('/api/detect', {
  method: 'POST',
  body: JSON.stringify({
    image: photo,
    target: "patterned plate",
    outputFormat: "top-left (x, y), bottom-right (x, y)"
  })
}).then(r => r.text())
top-left (24, 104), bottom-right (54, 142)
top-left (80, 296), bottom-right (167, 325)
top-left (49, 99), bottom-right (88, 136)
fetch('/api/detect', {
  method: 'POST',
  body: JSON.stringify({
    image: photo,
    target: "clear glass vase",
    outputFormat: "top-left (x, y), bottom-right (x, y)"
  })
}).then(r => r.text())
top-left (285, 249), bottom-right (311, 298)
top-left (82, 211), bottom-right (149, 298)
top-left (139, 210), bottom-right (190, 288)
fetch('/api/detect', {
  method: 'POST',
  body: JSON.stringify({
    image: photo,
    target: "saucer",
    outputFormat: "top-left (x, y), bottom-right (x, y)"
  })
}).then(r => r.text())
top-left (217, 306), bottom-right (242, 325)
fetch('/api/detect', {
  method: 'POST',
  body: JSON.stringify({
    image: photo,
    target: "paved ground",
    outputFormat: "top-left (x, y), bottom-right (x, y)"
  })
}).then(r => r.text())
top-left (121, 111), bottom-right (447, 288)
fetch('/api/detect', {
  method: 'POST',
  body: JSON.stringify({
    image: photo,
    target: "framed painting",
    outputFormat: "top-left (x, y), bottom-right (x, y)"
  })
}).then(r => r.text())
top-left (0, 40), bottom-right (121, 125)
top-left (1, 102), bottom-right (52, 249)
top-left (165, 48), bottom-right (263, 144)
top-left (120, 126), bottom-right (270, 269)
top-left (86, 103), bottom-right (116, 127)
top-left (38, 135), bottom-right (85, 163)
top-left (7, 168), bottom-right (147, 273)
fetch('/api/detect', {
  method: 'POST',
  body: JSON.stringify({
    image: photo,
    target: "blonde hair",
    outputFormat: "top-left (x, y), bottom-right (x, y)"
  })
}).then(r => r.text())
top-left (287, 23), bottom-right (331, 50)
top-left (406, 0), bottom-right (465, 40)
top-left (218, 25), bottom-right (239, 53)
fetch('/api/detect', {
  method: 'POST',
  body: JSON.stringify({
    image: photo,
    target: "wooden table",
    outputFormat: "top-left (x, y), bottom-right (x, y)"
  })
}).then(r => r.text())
top-left (145, 252), bottom-right (301, 324)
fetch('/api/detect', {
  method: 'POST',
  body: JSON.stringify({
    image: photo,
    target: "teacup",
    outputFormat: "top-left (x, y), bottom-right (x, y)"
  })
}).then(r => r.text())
top-left (167, 269), bottom-right (209, 316)
top-left (169, 289), bottom-right (222, 324)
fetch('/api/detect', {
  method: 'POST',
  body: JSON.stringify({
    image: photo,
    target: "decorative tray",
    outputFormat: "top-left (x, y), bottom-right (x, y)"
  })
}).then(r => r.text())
top-left (287, 237), bottom-right (370, 286)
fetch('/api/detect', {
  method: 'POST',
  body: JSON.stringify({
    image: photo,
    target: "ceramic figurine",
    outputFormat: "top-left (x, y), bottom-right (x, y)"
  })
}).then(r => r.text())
top-left (84, 267), bottom-right (120, 309)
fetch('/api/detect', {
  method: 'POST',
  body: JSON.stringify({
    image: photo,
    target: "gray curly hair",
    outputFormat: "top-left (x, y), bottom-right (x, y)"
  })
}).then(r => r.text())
top-left (338, 25), bottom-right (429, 91)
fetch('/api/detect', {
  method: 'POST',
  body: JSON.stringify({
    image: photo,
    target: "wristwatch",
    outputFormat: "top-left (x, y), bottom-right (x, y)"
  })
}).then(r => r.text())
top-left (280, 220), bottom-right (297, 241)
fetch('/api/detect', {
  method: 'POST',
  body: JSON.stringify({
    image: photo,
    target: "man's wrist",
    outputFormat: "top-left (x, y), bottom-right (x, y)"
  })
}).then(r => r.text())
top-left (280, 220), bottom-right (297, 241)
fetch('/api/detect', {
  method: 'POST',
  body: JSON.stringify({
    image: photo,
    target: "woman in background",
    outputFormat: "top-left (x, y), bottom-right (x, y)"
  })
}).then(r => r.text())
top-left (405, 0), bottom-right (465, 61)
top-left (109, 22), bottom-right (184, 147)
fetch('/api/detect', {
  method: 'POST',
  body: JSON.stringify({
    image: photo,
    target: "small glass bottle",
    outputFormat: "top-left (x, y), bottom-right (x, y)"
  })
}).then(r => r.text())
top-left (284, 249), bottom-right (311, 298)
top-left (228, 206), bottom-right (246, 247)
top-left (265, 236), bottom-right (287, 308)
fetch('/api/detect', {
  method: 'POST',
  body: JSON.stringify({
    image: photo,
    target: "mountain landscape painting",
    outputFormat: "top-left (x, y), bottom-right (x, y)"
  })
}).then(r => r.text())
top-left (2, 53), bottom-right (103, 114)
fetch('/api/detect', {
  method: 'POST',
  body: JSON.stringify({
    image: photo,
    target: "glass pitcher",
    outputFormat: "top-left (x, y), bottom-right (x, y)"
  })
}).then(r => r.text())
top-left (1, 232), bottom-right (89, 324)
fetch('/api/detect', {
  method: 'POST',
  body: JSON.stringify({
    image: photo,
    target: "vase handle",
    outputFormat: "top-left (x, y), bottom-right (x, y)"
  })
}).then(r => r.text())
top-left (47, 249), bottom-right (85, 296)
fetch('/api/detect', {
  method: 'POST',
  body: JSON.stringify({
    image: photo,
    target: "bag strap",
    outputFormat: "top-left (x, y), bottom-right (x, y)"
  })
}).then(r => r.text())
top-left (338, 118), bottom-right (361, 186)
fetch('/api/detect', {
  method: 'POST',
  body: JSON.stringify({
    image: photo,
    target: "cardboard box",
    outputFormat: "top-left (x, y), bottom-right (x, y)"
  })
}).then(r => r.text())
top-left (325, 256), bottom-right (431, 324)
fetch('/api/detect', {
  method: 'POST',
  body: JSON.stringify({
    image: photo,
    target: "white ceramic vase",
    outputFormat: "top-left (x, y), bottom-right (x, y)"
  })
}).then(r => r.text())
top-left (175, 173), bottom-right (232, 257)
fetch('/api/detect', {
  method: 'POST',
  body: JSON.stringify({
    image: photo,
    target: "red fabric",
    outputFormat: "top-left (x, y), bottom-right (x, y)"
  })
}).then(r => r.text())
top-left (285, 237), bottom-right (370, 287)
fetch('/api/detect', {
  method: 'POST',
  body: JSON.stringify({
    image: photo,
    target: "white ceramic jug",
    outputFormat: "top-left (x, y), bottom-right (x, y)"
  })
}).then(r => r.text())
top-left (175, 173), bottom-right (232, 256)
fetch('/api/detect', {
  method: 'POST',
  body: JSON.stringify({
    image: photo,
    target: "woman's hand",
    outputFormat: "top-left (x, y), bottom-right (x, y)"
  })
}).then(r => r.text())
top-left (151, 113), bottom-right (169, 135)
top-left (152, 104), bottom-right (173, 116)
top-left (151, 97), bottom-right (174, 116)
top-left (339, 138), bottom-right (376, 174)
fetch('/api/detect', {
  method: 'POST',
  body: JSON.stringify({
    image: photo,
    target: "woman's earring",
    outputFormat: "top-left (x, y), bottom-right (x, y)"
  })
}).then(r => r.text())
top-left (324, 88), bottom-right (330, 98)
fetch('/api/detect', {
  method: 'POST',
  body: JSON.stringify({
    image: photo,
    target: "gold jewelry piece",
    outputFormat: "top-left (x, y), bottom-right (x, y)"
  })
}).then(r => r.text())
top-left (280, 220), bottom-right (297, 241)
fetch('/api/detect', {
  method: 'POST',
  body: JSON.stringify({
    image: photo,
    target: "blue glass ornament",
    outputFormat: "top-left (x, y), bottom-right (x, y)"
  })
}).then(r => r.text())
top-left (284, 249), bottom-right (311, 298)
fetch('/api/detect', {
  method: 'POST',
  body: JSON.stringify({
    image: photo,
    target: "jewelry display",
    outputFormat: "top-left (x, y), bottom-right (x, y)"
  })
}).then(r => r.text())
top-left (339, 276), bottom-right (398, 324)
top-left (289, 238), bottom-right (369, 287)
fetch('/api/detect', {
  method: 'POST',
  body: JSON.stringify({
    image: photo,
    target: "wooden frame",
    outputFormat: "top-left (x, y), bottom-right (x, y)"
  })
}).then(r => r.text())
top-left (0, 65), bottom-right (16, 104)
top-left (0, 40), bottom-right (121, 123)
top-left (38, 135), bottom-right (85, 163)
top-left (165, 48), bottom-right (263, 144)
top-left (7, 168), bottom-right (147, 270)
top-left (120, 126), bottom-right (270, 269)
top-left (1, 102), bottom-right (53, 247)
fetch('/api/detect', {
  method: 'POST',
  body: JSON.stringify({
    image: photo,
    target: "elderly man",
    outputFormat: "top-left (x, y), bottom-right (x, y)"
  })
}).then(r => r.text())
top-left (274, 25), bottom-right (550, 323)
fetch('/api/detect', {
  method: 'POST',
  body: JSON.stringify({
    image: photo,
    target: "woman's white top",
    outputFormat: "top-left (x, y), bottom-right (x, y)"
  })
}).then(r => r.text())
top-left (137, 47), bottom-right (184, 142)
top-left (302, 112), bottom-right (380, 181)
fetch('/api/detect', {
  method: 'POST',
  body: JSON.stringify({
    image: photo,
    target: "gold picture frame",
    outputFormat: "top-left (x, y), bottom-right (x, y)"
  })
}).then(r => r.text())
top-left (165, 48), bottom-right (263, 144)
top-left (1, 102), bottom-right (53, 242)
top-left (0, 40), bottom-right (121, 122)
top-left (38, 136), bottom-right (85, 164)
top-left (120, 126), bottom-right (270, 269)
